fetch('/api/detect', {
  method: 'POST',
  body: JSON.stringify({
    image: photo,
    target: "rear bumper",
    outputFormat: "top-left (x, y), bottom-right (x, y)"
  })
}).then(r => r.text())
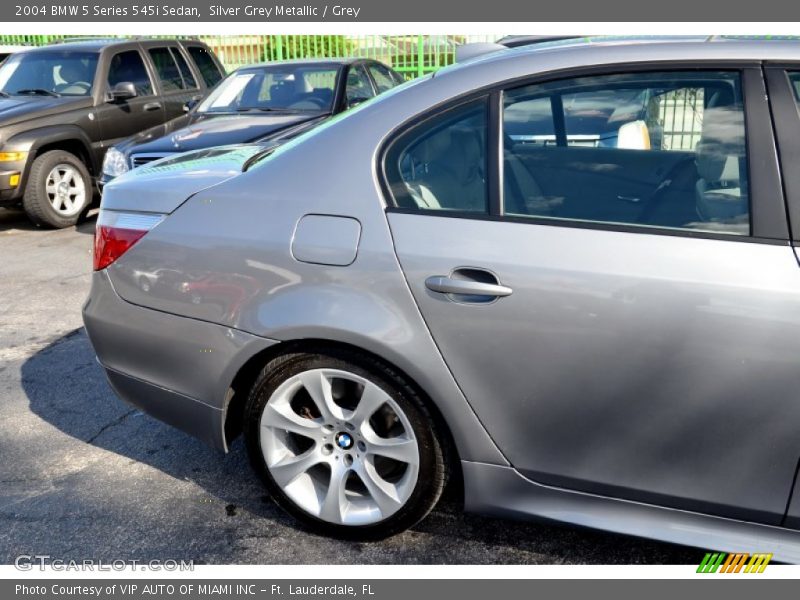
top-left (82, 270), bottom-right (279, 450)
top-left (103, 364), bottom-right (227, 450)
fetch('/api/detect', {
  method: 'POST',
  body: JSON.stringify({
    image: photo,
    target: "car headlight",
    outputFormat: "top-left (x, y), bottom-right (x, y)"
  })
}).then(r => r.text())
top-left (102, 147), bottom-right (129, 178)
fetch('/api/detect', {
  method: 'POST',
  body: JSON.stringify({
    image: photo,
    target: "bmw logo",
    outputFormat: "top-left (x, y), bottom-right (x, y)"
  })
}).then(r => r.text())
top-left (335, 432), bottom-right (354, 450)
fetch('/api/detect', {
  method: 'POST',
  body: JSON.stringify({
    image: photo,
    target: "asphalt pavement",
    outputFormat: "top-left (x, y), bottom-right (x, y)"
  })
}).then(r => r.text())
top-left (0, 207), bottom-right (704, 565)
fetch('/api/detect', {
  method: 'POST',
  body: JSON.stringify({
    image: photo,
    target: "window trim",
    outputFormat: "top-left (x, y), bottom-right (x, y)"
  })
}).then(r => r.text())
top-left (378, 60), bottom-right (788, 245)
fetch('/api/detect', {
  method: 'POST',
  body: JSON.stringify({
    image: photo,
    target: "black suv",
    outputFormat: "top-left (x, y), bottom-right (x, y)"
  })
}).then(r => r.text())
top-left (0, 38), bottom-right (225, 228)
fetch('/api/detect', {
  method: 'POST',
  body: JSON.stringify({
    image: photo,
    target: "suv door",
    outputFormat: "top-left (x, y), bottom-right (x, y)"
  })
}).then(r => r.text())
top-left (95, 48), bottom-right (165, 155)
top-left (147, 45), bottom-right (202, 120)
top-left (385, 67), bottom-right (799, 524)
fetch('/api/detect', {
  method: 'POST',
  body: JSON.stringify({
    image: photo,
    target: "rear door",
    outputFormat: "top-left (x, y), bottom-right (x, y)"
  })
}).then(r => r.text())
top-left (385, 65), bottom-right (800, 524)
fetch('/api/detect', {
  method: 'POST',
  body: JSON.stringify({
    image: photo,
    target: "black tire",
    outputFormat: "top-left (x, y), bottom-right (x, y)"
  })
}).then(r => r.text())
top-left (244, 348), bottom-right (447, 540)
top-left (22, 150), bottom-right (92, 229)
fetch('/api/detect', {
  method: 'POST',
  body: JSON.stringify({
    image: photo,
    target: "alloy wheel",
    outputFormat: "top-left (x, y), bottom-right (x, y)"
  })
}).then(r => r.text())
top-left (45, 163), bottom-right (87, 217)
top-left (259, 368), bottom-right (420, 526)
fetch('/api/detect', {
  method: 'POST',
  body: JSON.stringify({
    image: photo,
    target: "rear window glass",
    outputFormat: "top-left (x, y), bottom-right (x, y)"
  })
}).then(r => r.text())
top-left (187, 46), bottom-right (223, 88)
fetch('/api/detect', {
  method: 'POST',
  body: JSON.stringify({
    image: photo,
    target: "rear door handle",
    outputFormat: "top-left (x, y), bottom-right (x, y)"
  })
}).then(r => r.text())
top-left (425, 275), bottom-right (513, 298)
top-left (143, 102), bottom-right (162, 112)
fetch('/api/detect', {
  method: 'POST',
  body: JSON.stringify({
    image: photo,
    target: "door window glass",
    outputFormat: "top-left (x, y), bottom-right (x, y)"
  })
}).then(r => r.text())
top-left (107, 50), bottom-right (153, 96)
top-left (385, 100), bottom-right (488, 213)
top-left (187, 46), bottom-right (223, 87)
top-left (169, 47), bottom-right (197, 89)
top-left (345, 65), bottom-right (375, 105)
top-left (148, 47), bottom-right (185, 91)
top-left (503, 71), bottom-right (749, 235)
top-left (367, 63), bottom-right (398, 93)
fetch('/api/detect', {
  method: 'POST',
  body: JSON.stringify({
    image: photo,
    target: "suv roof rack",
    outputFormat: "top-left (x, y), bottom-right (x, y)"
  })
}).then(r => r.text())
top-left (48, 35), bottom-right (201, 46)
top-left (48, 37), bottom-right (124, 45)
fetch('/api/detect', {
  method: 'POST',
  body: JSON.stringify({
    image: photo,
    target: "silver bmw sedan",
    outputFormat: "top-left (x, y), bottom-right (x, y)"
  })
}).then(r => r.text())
top-left (84, 36), bottom-right (800, 561)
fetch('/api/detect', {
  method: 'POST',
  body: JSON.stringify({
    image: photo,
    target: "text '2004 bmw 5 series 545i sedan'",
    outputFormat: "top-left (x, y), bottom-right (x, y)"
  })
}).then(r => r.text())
top-left (84, 36), bottom-right (800, 560)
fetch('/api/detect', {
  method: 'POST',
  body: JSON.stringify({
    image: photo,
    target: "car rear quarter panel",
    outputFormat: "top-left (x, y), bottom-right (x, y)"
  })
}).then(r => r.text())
top-left (106, 94), bottom-right (508, 465)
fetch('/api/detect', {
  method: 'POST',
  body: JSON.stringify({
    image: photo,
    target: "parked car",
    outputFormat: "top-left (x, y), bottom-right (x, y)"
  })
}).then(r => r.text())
top-left (0, 37), bottom-right (224, 228)
top-left (0, 44), bottom-right (32, 64)
top-left (100, 58), bottom-right (406, 185)
top-left (85, 37), bottom-right (800, 560)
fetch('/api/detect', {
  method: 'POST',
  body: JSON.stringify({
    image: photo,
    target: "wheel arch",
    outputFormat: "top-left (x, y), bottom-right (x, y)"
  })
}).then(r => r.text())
top-left (9, 126), bottom-right (97, 184)
top-left (223, 337), bottom-right (464, 500)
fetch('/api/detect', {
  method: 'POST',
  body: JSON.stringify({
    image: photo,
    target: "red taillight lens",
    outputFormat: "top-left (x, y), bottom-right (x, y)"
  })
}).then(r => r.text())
top-left (93, 210), bottom-right (164, 271)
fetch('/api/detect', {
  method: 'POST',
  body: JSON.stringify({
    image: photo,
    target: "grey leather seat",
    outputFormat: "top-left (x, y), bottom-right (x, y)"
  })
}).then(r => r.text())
top-left (405, 125), bottom-right (486, 211)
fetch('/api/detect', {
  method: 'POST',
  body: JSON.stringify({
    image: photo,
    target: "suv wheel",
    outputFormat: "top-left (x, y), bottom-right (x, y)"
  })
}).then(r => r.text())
top-left (244, 350), bottom-right (447, 540)
top-left (23, 150), bottom-right (92, 228)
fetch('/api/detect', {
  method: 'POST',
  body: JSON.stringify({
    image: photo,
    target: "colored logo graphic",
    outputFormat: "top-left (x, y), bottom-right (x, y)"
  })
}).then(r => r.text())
top-left (697, 552), bottom-right (772, 573)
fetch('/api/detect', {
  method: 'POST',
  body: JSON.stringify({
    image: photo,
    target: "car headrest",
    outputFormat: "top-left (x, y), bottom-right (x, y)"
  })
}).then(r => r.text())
top-left (448, 127), bottom-right (482, 184)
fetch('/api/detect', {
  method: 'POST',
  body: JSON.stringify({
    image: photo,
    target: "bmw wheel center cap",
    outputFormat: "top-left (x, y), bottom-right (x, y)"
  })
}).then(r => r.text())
top-left (335, 432), bottom-right (354, 450)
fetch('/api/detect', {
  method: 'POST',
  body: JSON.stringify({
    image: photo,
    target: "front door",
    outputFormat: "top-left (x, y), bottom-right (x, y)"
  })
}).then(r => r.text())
top-left (95, 48), bottom-right (165, 160)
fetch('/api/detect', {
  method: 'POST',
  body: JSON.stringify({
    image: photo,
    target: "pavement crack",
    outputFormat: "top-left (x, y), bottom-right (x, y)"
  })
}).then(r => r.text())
top-left (85, 409), bottom-right (138, 444)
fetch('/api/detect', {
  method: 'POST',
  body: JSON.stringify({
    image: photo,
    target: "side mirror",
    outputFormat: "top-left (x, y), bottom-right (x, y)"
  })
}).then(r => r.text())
top-left (347, 96), bottom-right (369, 109)
top-left (107, 81), bottom-right (137, 103)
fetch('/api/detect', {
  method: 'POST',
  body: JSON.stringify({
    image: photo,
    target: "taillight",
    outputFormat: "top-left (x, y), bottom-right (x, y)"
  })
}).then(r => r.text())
top-left (93, 210), bottom-right (164, 271)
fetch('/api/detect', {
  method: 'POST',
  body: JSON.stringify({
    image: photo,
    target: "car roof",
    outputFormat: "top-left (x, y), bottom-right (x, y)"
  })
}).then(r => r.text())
top-left (237, 57), bottom-right (366, 71)
top-left (436, 36), bottom-right (800, 84)
top-left (341, 36), bottom-right (800, 133)
top-left (455, 35), bottom-right (800, 67)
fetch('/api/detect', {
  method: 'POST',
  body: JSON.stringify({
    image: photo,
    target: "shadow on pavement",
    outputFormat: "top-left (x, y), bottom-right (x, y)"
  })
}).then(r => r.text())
top-left (20, 327), bottom-right (705, 564)
top-left (0, 207), bottom-right (97, 233)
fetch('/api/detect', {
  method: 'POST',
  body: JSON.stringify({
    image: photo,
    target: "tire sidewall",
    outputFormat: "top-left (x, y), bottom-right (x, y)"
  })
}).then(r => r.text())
top-left (23, 150), bottom-right (92, 228)
top-left (244, 351), bottom-right (444, 540)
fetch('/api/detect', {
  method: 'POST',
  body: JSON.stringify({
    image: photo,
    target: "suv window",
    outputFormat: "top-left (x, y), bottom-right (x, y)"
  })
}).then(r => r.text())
top-left (169, 47), bottom-right (197, 89)
top-left (503, 71), bottom-right (749, 235)
top-left (345, 65), bottom-right (375, 105)
top-left (386, 100), bottom-right (488, 212)
top-left (367, 63), bottom-right (397, 93)
top-left (107, 50), bottom-right (153, 96)
top-left (148, 47), bottom-right (186, 91)
top-left (187, 46), bottom-right (223, 88)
